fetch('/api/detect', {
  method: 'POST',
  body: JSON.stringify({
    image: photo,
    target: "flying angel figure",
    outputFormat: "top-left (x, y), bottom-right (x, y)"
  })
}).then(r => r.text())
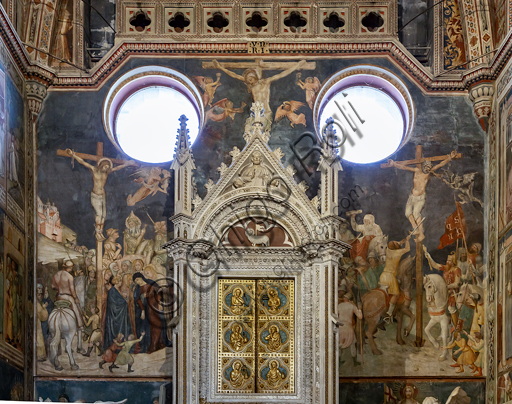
top-left (275, 101), bottom-right (307, 128)
top-left (296, 73), bottom-right (321, 109)
top-left (126, 167), bottom-right (171, 206)
top-left (434, 169), bottom-right (483, 207)
top-left (192, 73), bottom-right (221, 107)
top-left (205, 98), bottom-right (246, 122)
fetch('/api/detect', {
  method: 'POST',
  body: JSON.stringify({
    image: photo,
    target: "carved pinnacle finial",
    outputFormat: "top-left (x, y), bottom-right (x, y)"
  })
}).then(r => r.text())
top-left (179, 114), bottom-right (188, 126)
top-left (324, 117), bottom-right (336, 139)
top-left (250, 101), bottom-right (265, 125)
top-left (243, 102), bottom-right (271, 144)
top-left (323, 117), bottom-right (339, 157)
top-left (177, 114), bottom-right (190, 150)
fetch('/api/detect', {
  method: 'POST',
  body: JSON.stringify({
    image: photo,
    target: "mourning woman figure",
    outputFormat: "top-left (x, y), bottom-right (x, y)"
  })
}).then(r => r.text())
top-left (103, 276), bottom-right (133, 351)
top-left (100, 269), bottom-right (114, 337)
top-left (133, 272), bottom-right (151, 353)
top-left (133, 272), bottom-right (165, 353)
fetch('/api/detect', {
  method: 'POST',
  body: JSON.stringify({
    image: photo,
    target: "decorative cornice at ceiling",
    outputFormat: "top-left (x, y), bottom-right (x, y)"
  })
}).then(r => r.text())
top-left (49, 35), bottom-right (512, 94)
top-left (54, 41), bottom-right (456, 92)
top-left (0, 6), bottom-right (54, 85)
top-left (1, 4), bottom-right (512, 94)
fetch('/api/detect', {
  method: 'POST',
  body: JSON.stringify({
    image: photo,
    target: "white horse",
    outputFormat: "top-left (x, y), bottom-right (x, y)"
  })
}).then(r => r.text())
top-left (48, 303), bottom-right (82, 371)
top-left (367, 235), bottom-right (388, 264)
top-left (423, 274), bottom-right (450, 361)
top-left (455, 282), bottom-right (484, 311)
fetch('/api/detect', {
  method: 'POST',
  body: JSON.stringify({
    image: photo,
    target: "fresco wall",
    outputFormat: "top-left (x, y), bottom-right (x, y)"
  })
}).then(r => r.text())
top-left (490, 0), bottom-right (510, 49)
top-left (485, 75), bottom-right (498, 404)
top-left (0, 23), bottom-right (28, 396)
top-left (497, 224), bottom-right (511, 389)
top-left (35, 380), bottom-right (171, 403)
top-left (35, 56), bottom-right (485, 394)
top-left (495, 59), bottom-right (512, 404)
top-left (499, 82), bottom-right (512, 233)
top-left (0, 357), bottom-right (24, 400)
top-left (339, 380), bottom-right (485, 404)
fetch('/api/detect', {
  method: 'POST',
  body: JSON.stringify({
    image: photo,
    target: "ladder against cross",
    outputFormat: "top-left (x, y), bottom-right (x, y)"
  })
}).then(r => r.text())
top-left (57, 142), bottom-right (134, 321)
top-left (380, 145), bottom-right (462, 346)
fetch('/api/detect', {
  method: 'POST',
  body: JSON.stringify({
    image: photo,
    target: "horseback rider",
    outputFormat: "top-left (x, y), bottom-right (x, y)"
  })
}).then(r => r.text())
top-left (354, 256), bottom-right (378, 295)
top-left (424, 249), bottom-right (461, 329)
top-left (51, 260), bottom-right (84, 329)
top-left (346, 211), bottom-right (383, 262)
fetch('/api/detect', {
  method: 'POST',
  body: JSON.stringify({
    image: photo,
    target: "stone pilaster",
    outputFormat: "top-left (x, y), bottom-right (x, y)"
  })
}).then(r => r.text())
top-left (24, 78), bottom-right (48, 400)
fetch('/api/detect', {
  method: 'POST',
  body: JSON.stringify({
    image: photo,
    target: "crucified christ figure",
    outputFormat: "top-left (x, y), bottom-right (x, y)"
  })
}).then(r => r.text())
top-left (66, 149), bottom-right (136, 239)
top-left (387, 150), bottom-right (457, 242)
top-left (211, 59), bottom-right (307, 120)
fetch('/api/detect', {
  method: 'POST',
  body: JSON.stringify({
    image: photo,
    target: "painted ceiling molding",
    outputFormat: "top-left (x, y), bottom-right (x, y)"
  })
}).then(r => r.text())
top-left (458, 0), bottom-right (494, 69)
top-left (22, 0), bottom-right (58, 65)
top-left (0, 6), bottom-right (54, 85)
top-left (48, 35), bottom-right (512, 93)
top-left (21, 0), bottom-right (84, 70)
top-left (0, 0), bottom-right (501, 81)
top-left (0, 3), bottom-right (512, 93)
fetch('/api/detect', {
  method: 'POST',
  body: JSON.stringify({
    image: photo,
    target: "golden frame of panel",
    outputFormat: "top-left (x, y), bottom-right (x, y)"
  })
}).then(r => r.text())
top-left (217, 278), bottom-right (295, 395)
top-left (218, 279), bottom-right (256, 393)
top-left (256, 279), bottom-right (295, 394)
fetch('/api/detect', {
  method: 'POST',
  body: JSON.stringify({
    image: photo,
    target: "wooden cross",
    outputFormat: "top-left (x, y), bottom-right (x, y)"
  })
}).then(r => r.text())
top-left (380, 145), bottom-right (462, 347)
top-left (380, 146), bottom-right (462, 169)
top-left (56, 142), bottom-right (130, 166)
top-left (202, 60), bottom-right (316, 70)
top-left (57, 142), bottom-right (134, 321)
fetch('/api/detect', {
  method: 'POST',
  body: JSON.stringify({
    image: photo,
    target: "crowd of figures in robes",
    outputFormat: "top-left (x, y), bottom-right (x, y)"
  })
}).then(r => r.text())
top-left (36, 209), bottom-right (172, 373)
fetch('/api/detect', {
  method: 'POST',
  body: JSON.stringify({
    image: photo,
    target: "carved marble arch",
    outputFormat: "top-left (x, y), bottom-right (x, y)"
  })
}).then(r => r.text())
top-left (192, 144), bottom-right (320, 245)
top-left (194, 193), bottom-right (315, 247)
top-left (220, 216), bottom-right (295, 247)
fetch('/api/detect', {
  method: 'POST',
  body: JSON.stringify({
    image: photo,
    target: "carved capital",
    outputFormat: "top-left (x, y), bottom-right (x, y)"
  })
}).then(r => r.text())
top-left (468, 82), bottom-right (494, 132)
top-left (300, 239), bottom-right (349, 261)
top-left (25, 80), bottom-right (48, 117)
top-left (163, 238), bottom-right (211, 262)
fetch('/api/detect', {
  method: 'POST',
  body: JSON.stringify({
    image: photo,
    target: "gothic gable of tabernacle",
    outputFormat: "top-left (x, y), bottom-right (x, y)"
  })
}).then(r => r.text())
top-left (177, 101), bottom-right (341, 245)
top-left (165, 101), bottom-right (351, 403)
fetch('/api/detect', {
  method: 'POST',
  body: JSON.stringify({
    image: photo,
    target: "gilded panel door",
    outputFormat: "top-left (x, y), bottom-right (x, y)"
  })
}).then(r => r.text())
top-left (218, 278), bottom-right (295, 394)
top-left (218, 279), bottom-right (256, 393)
top-left (256, 279), bottom-right (295, 393)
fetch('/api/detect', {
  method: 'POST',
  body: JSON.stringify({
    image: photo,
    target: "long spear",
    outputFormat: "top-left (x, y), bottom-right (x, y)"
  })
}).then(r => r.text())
top-left (453, 197), bottom-right (475, 284)
top-left (141, 205), bottom-right (156, 225)
top-left (356, 286), bottom-right (364, 366)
